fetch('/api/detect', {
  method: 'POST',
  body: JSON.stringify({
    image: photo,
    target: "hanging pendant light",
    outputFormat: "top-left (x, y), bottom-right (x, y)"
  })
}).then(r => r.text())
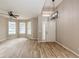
top-left (42, 0), bottom-right (56, 17)
top-left (52, 0), bottom-right (55, 12)
top-left (50, 0), bottom-right (58, 20)
top-left (42, 0), bottom-right (58, 17)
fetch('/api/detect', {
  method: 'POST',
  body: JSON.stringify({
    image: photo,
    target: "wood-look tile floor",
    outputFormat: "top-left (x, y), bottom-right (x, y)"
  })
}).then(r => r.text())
top-left (0, 38), bottom-right (78, 58)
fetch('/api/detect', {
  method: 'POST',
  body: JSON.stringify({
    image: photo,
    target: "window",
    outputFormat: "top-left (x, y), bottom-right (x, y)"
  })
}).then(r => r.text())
top-left (27, 22), bottom-right (32, 35)
top-left (19, 22), bottom-right (26, 34)
top-left (8, 21), bottom-right (16, 34)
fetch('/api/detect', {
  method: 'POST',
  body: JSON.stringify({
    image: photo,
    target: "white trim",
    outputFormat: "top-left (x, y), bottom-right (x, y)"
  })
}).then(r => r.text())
top-left (30, 38), bottom-right (37, 40)
top-left (55, 41), bottom-right (79, 57)
top-left (37, 40), bottom-right (56, 42)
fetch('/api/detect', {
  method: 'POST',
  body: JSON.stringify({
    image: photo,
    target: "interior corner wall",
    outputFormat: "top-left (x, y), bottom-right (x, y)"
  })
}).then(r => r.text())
top-left (26, 17), bottom-right (38, 40)
top-left (38, 15), bottom-right (42, 42)
top-left (57, 0), bottom-right (79, 54)
top-left (31, 17), bottom-right (38, 39)
top-left (0, 16), bottom-right (8, 42)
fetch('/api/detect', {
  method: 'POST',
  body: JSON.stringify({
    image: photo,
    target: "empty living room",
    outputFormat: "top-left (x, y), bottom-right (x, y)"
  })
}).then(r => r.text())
top-left (0, 0), bottom-right (79, 58)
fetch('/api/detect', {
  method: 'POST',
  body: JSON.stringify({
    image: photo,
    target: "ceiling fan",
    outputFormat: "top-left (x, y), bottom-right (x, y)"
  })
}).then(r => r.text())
top-left (8, 11), bottom-right (19, 18)
top-left (0, 10), bottom-right (19, 18)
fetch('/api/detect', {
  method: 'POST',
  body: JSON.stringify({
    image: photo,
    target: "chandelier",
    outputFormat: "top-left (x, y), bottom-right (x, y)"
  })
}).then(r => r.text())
top-left (42, 0), bottom-right (58, 20)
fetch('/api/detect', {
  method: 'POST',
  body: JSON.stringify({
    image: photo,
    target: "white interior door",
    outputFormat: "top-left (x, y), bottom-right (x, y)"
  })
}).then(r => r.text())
top-left (42, 19), bottom-right (56, 42)
top-left (46, 20), bottom-right (56, 42)
top-left (42, 20), bottom-right (47, 41)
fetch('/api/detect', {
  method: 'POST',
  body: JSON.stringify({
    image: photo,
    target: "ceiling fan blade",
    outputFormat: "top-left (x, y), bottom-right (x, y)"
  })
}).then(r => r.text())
top-left (0, 9), bottom-right (20, 19)
top-left (15, 15), bottom-right (19, 17)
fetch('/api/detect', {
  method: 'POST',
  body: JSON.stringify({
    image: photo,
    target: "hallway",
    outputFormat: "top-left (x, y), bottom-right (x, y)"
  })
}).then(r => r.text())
top-left (0, 38), bottom-right (77, 58)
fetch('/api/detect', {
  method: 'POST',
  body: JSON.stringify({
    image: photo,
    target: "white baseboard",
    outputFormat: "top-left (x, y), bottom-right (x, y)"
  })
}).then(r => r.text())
top-left (0, 39), bottom-right (7, 42)
top-left (37, 39), bottom-right (56, 42)
top-left (56, 41), bottom-right (79, 57)
top-left (30, 38), bottom-right (37, 40)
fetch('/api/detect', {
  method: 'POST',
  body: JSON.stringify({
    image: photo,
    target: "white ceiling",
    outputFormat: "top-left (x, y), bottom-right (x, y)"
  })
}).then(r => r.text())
top-left (44, 0), bottom-right (63, 7)
top-left (0, 0), bottom-right (63, 19)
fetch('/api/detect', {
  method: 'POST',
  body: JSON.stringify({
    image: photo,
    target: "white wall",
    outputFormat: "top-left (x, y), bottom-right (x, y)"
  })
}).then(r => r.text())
top-left (26, 17), bottom-right (38, 40)
top-left (57, 0), bottom-right (79, 54)
top-left (0, 16), bottom-right (8, 42)
top-left (38, 15), bottom-right (43, 41)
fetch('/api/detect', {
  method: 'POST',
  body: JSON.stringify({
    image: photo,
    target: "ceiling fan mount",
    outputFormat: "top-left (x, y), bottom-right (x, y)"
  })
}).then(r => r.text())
top-left (52, 0), bottom-right (55, 2)
top-left (8, 11), bottom-right (19, 18)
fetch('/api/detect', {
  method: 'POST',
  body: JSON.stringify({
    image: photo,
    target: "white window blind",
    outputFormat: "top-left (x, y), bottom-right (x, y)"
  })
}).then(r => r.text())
top-left (19, 22), bottom-right (26, 34)
top-left (8, 21), bottom-right (16, 34)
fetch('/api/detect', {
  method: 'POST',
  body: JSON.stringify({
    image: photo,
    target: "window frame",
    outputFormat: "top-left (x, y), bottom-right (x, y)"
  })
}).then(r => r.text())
top-left (8, 21), bottom-right (16, 35)
top-left (19, 22), bottom-right (26, 34)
